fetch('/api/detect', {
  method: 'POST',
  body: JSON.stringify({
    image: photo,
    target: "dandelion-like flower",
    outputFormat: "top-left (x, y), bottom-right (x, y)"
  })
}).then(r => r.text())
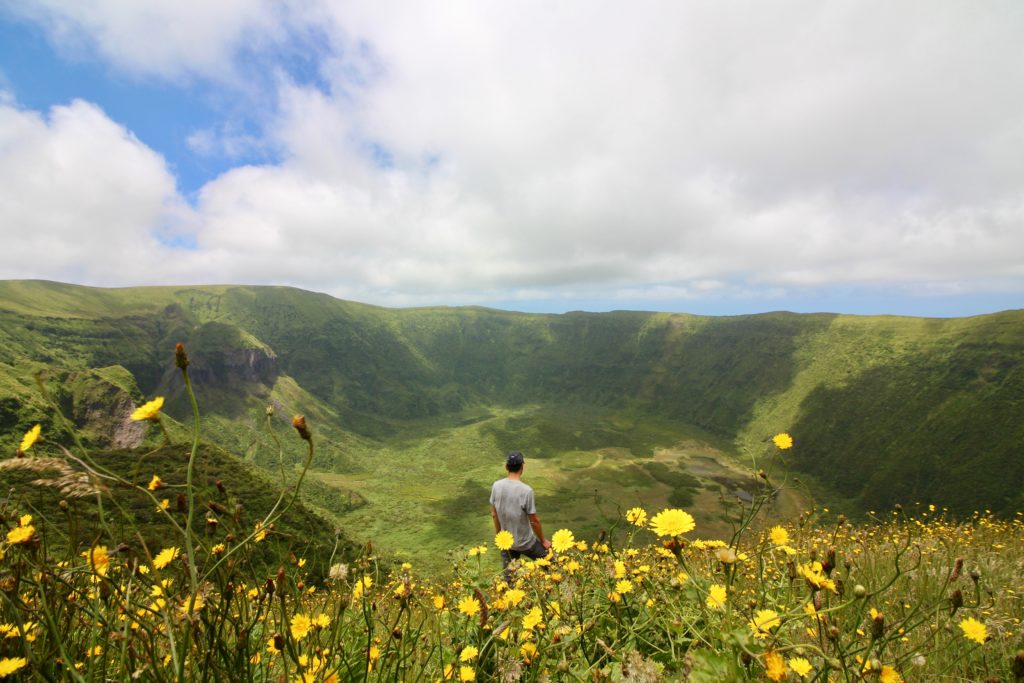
top-left (522, 606), bottom-right (543, 631)
top-left (706, 584), bottom-right (727, 609)
top-left (152, 547), bottom-right (179, 570)
top-left (789, 657), bottom-right (813, 678)
top-left (504, 588), bottom-right (526, 607)
top-left (879, 666), bottom-right (904, 683)
top-left (616, 579), bottom-right (634, 594)
top-left (769, 526), bottom-right (789, 546)
top-left (290, 613), bottom-right (313, 641)
top-left (459, 646), bottom-right (478, 662)
top-left (459, 665), bottom-right (476, 681)
top-left (648, 508), bottom-right (696, 537)
top-left (519, 642), bottom-right (537, 663)
top-left (131, 397), bottom-right (164, 422)
top-left (147, 474), bottom-right (162, 491)
top-left (551, 529), bottom-right (575, 553)
top-left (749, 609), bottom-right (781, 638)
top-left (959, 617), bottom-right (987, 644)
top-left (765, 651), bottom-right (787, 681)
top-left (18, 424), bottom-right (41, 453)
top-left (772, 432), bottom-right (793, 449)
top-left (458, 596), bottom-right (481, 618)
top-left (6, 525), bottom-right (34, 545)
top-left (0, 657), bottom-right (27, 677)
top-left (83, 546), bottom-right (110, 575)
top-left (625, 507), bottom-right (647, 527)
top-left (494, 530), bottom-right (514, 550)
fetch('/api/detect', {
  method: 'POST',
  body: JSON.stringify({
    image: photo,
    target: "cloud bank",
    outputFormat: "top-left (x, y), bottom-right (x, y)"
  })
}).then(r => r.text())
top-left (1, 1), bottom-right (1023, 311)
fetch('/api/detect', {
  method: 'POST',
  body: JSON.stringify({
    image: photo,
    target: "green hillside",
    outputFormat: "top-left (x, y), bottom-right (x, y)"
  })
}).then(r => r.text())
top-left (1, 280), bottom-right (1022, 561)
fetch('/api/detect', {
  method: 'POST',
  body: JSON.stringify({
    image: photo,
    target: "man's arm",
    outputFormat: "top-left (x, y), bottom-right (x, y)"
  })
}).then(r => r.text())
top-left (491, 505), bottom-right (502, 533)
top-left (528, 513), bottom-right (551, 549)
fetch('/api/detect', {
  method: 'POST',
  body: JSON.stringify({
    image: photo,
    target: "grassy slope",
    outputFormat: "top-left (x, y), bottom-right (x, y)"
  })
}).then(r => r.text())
top-left (1, 280), bottom-right (1022, 551)
top-left (0, 442), bottom-right (361, 580)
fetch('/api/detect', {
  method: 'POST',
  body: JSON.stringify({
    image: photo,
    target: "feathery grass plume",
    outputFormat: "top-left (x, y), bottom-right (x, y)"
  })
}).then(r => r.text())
top-left (0, 456), bottom-right (103, 498)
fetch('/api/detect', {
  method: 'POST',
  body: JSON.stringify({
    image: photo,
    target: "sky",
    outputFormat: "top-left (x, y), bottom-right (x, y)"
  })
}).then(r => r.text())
top-left (0, 2), bottom-right (1022, 317)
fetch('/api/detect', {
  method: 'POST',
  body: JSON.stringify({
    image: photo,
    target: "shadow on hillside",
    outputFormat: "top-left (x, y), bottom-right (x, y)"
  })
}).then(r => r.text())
top-left (642, 313), bottom-right (837, 437)
top-left (790, 341), bottom-right (1024, 516)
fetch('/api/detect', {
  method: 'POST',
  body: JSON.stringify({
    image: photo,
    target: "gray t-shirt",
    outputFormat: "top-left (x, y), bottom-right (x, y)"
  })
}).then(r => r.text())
top-left (490, 478), bottom-right (537, 551)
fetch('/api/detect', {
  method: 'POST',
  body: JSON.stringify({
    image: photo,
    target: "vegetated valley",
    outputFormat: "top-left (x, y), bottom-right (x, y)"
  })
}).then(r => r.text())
top-left (1, 280), bottom-right (1021, 566)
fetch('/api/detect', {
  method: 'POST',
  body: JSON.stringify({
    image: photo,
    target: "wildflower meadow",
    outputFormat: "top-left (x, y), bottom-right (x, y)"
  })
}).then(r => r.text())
top-left (1, 344), bottom-right (1022, 681)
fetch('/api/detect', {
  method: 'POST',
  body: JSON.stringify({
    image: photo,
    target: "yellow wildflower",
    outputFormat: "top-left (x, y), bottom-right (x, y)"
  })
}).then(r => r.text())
top-left (0, 657), bottom-right (27, 677)
top-left (519, 641), bottom-right (537, 663)
top-left (147, 474), bottom-right (162, 491)
top-left (649, 508), bottom-right (695, 537)
top-left (494, 530), bottom-right (514, 551)
top-left (458, 596), bottom-right (481, 618)
top-left (522, 606), bottom-right (543, 631)
top-left (6, 525), bottom-right (34, 545)
top-left (769, 526), bottom-right (789, 546)
top-left (211, 543), bottom-right (226, 555)
top-left (130, 397), bottom-right (164, 422)
top-left (616, 579), bottom-right (634, 594)
top-left (83, 546), bottom-right (110, 575)
top-left (625, 507), bottom-right (647, 527)
top-left (433, 595), bottom-right (446, 610)
top-left (772, 432), bottom-right (793, 449)
top-left (18, 425), bottom-right (41, 453)
top-left (459, 646), bottom-right (478, 662)
top-left (152, 547), bottom-right (179, 570)
top-left (959, 617), bottom-right (987, 645)
top-left (789, 657), bottom-right (813, 678)
top-left (254, 522), bottom-right (267, 543)
top-left (765, 651), bottom-right (787, 681)
top-left (313, 613), bottom-right (330, 629)
top-left (879, 666), bottom-right (904, 683)
top-left (505, 588), bottom-right (526, 607)
top-left (706, 584), bottom-right (727, 609)
top-left (750, 609), bottom-right (781, 639)
top-left (459, 665), bottom-right (476, 681)
top-left (551, 529), bottom-right (575, 553)
top-left (291, 613), bottom-right (313, 641)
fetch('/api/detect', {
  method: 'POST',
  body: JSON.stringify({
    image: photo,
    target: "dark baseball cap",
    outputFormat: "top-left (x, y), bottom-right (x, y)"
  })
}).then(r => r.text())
top-left (506, 451), bottom-right (524, 468)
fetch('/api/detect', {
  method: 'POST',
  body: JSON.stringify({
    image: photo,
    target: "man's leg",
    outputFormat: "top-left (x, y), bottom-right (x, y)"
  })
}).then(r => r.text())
top-left (523, 539), bottom-right (549, 560)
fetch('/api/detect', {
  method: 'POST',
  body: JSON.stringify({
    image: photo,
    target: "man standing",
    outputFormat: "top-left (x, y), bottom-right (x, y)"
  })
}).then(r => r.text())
top-left (490, 451), bottom-right (551, 571)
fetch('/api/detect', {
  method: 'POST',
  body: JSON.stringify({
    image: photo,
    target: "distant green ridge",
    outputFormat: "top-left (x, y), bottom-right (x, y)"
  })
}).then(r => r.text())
top-left (1, 279), bottom-right (1022, 520)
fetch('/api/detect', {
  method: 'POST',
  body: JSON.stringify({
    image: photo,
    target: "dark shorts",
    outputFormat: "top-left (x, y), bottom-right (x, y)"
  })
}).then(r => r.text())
top-left (501, 538), bottom-right (548, 569)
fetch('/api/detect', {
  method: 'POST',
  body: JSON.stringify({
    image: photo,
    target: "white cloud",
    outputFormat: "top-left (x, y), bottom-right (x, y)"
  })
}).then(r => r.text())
top-left (3, 1), bottom-right (1024, 311)
top-left (6, 0), bottom-right (288, 81)
top-left (0, 99), bottom-right (193, 282)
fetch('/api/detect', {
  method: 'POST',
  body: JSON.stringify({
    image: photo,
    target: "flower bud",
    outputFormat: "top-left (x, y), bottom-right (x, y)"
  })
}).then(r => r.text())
top-left (950, 557), bottom-right (963, 581)
top-left (273, 633), bottom-right (285, 652)
top-left (1011, 650), bottom-right (1024, 679)
top-left (853, 584), bottom-right (867, 598)
top-left (970, 568), bottom-right (981, 584)
top-left (292, 415), bottom-right (312, 441)
top-left (871, 611), bottom-right (885, 639)
top-left (949, 588), bottom-right (963, 614)
top-left (175, 343), bottom-right (189, 369)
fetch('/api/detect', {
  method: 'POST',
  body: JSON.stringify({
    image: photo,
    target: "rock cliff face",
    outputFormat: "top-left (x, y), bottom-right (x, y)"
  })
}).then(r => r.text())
top-left (186, 345), bottom-right (279, 387)
top-left (67, 368), bottom-right (146, 448)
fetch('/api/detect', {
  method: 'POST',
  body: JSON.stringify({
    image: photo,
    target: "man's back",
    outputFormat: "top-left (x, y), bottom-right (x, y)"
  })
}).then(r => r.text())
top-left (490, 477), bottom-right (537, 551)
